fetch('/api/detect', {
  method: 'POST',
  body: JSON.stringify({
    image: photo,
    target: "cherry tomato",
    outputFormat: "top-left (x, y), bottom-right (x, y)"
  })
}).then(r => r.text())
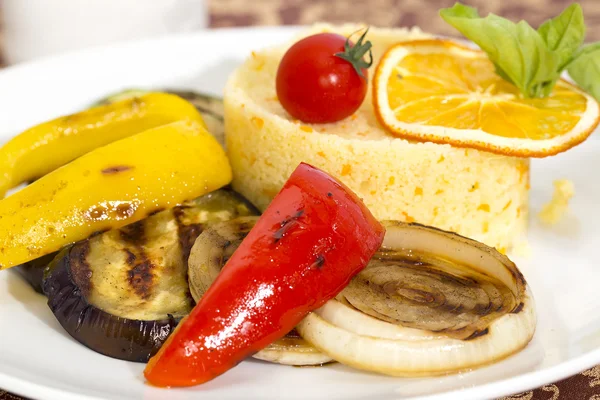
top-left (276, 30), bottom-right (373, 124)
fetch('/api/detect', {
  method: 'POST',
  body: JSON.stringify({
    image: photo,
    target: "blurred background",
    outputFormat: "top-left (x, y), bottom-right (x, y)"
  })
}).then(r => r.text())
top-left (0, 0), bottom-right (599, 66)
top-left (209, 0), bottom-right (600, 35)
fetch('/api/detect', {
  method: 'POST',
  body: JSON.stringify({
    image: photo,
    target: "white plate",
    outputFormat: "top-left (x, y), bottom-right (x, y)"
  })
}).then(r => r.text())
top-left (0, 26), bottom-right (599, 400)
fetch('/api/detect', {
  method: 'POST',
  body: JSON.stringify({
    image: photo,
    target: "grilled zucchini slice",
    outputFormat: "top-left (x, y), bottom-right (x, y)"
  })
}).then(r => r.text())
top-left (94, 89), bottom-right (225, 147)
top-left (42, 189), bottom-right (258, 362)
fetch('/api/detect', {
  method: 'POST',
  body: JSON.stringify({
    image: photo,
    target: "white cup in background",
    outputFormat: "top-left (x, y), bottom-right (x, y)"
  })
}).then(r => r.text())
top-left (2, 0), bottom-right (208, 65)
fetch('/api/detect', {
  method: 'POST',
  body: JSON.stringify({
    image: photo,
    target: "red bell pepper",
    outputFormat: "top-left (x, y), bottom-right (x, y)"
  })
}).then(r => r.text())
top-left (144, 162), bottom-right (385, 387)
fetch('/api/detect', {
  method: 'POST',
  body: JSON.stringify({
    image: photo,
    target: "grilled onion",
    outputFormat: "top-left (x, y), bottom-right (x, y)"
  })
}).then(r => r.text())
top-left (296, 221), bottom-right (536, 376)
top-left (188, 216), bottom-right (333, 366)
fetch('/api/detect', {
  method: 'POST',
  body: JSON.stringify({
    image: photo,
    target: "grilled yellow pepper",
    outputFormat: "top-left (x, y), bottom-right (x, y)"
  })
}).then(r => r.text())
top-left (0, 120), bottom-right (231, 270)
top-left (0, 92), bottom-right (205, 196)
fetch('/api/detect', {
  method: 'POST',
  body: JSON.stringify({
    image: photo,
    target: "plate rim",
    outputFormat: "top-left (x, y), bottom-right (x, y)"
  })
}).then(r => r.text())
top-left (3, 332), bottom-right (600, 400)
top-left (0, 25), bottom-right (301, 77)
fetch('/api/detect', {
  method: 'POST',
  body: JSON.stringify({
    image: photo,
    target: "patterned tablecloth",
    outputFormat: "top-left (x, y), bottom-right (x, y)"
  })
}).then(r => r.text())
top-left (1, 0), bottom-right (599, 399)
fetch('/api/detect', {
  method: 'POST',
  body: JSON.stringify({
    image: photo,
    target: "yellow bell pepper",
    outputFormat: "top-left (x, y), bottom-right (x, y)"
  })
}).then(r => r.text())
top-left (0, 120), bottom-right (232, 270)
top-left (0, 92), bottom-right (205, 196)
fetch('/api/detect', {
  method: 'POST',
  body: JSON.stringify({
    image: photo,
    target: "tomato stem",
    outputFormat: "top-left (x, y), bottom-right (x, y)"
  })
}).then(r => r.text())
top-left (334, 27), bottom-right (373, 79)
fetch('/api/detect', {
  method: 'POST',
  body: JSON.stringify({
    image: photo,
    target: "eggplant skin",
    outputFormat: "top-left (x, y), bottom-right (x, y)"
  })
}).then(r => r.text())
top-left (44, 245), bottom-right (179, 362)
top-left (14, 252), bottom-right (57, 294)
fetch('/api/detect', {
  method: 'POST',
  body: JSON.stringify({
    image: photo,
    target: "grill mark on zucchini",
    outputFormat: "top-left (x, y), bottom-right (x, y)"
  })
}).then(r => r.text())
top-left (125, 253), bottom-right (155, 300)
top-left (90, 229), bottom-right (110, 238)
top-left (70, 241), bottom-right (92, 297)
top-left (119, 221), bottom-right (145, 244)
top-left (119, 221), bottom-right (155, 300)
top-left (147, 208), bottom-right (165, 217)
top-left (173, 206), bottom-right (205, 265)
top-left (101, 165), bottom-right (133, 174)
top-left (172, 205), bottom-right (204, 307)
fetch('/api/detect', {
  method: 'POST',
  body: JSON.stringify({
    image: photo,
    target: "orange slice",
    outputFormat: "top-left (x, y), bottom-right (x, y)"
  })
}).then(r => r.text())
top-left (373, 39), bottom-right (600, 157)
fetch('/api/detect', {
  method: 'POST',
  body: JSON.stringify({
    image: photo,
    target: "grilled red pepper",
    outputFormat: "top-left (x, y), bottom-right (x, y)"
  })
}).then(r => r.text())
top-left (144, 162), bottom-right (385, 387)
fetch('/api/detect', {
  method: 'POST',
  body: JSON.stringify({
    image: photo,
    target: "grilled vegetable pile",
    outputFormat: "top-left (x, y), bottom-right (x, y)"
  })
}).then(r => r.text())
top-left (0, 89), bottom-right (536, 389)
top-left (144, 162), bottom-right (385, 387)
top-left (0, 120), bottom-right (230, 270)
top-left (298, 221), bottom-right (536, 376)
top-left (44, 189), bottom-right (257, 362)
top-left (5, 90), bottom-right (246, 363)
top-left (187, 216), bottom-right (333, 366)
top-left (0, 93), bottom-right (207, 197)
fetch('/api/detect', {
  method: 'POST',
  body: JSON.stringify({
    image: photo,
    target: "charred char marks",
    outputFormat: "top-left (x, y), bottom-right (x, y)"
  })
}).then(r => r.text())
top-left (124, 249), bottom-right (137, 265)
top-left (126, 256), bottom-right (155, 300)
top-left (119, 220), bottom-right (155, 300)
top-left (69, 241), bottom-right (93, 297)
top-left (44, 248), bottom-right (183, 363)
top-left (236, 221), bottom-right (255, 233)
top-left (89, 228), bottom-right (110, 238)
top-left (287, 328), bottom-right (302, 338)
top-left (101, 165), bottom-right (133, 174)
top-left (115, 203), bottom-right (136, 219)
top-left (511, 302), bottom-right (525, 314)
top-left (473, 301), bottom-right (493, 316)
top-left (180, 224), bottom-right (204, 263)
top-left (464, 328), bottom-right (489, 341)
top-left (273, 221), bottom-right (298, 243)
top-left (119, 221), bottom-right (146, 244)
top-left (274, 209), bottom-right (305, 243)
top-left (510, 268), bottom-right (527, 287)
top-left (311, 254), bottom-right (326, 269)
top-left (173, 206), bottom-right (205, 264)
top-left (173, 206), bottom-right (204, 308)
top-left (147, 208), bottom-right (166, 217)
top-left (439, 272), bottom-right (479, 288)
top-left (451, 304), bottom-right (464, 314)
top-left (172, 205), bottom-right (185, 222)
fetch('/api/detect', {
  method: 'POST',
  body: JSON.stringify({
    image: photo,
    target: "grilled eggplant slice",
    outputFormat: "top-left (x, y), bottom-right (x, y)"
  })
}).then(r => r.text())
top-left (14, 253), bottom-right (56, 294)
top-left (94, 89), bottom-right (225, 147)
top-left (43, 189), bottom-right (258, 362)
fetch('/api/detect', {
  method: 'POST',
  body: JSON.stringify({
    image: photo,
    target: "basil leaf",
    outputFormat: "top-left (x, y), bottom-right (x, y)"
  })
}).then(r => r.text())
top-left (538, 3), bottom-right (585, 70)
top-left (440, 3), bottom-right (560, 98)
top-left (567, 42), bottom-right (600, 101)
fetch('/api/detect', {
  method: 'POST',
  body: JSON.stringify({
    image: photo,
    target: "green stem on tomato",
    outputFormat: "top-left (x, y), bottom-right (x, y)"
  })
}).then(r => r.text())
top-left (335, 28), bottom-right (374, 79)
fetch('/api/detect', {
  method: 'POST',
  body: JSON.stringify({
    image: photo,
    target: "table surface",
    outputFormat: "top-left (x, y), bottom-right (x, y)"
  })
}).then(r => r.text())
top-left (1, 0), bottom-right (599, 399)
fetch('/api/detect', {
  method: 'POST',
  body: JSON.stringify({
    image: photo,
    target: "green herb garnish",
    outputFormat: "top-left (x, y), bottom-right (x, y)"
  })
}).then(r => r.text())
top-left (440, 2), bottom-right (600, 100)
top-left (567, 42), bottom-right (600, 100)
